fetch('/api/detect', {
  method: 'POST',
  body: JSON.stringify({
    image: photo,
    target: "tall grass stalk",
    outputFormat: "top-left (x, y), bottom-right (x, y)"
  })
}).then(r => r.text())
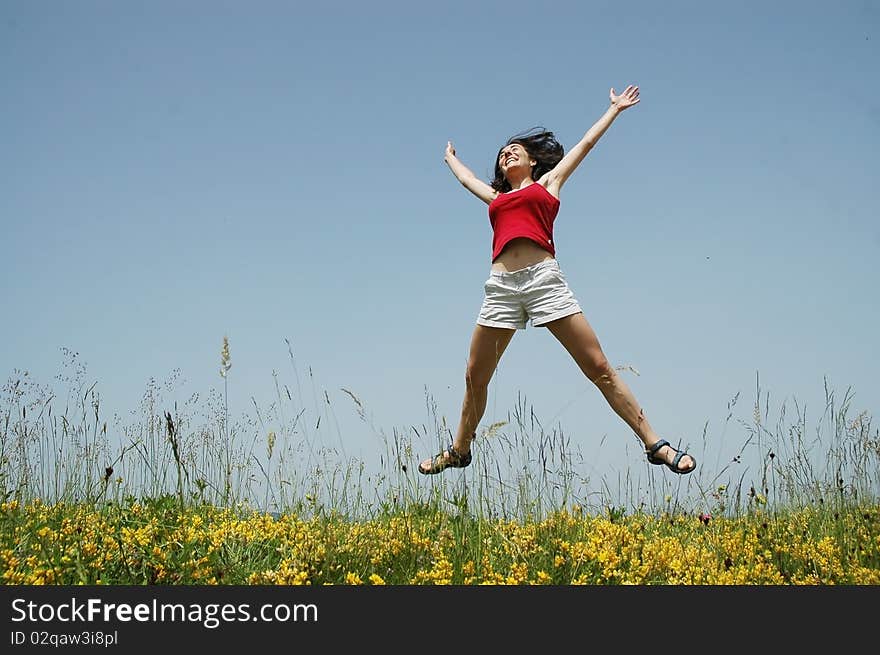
top-left (1, 350), bottom-right (877, 527)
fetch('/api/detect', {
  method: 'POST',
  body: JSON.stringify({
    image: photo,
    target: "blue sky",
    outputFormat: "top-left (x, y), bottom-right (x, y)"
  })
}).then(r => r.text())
top-left (2, 0), bottom-right (877, 485)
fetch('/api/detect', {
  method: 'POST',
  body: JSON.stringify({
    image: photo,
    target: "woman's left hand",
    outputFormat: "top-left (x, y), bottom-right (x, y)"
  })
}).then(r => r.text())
top-left (610, 84), bottom-right (640, 111)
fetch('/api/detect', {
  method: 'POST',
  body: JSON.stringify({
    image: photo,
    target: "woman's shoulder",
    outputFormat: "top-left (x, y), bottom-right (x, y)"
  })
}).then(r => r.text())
top-left (536, 175), bottom-right (560, 201)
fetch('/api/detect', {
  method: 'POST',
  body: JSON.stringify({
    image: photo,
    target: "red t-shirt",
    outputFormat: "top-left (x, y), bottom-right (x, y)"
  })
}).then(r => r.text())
top-left (488, 183), bottom-right (560, 261)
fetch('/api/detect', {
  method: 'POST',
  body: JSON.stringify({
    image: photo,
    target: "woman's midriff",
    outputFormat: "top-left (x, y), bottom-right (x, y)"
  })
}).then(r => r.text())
top-left (490, 237), bottom-right (554, 272)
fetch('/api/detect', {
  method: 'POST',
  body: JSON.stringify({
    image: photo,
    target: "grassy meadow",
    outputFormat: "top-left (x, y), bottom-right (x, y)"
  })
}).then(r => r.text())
top-left (2, 343), bottom-right (878, 585)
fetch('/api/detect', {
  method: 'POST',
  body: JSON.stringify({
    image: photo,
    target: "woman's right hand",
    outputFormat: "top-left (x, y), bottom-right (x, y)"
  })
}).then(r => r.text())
top-left (445, 140), bottom-right (456, 160)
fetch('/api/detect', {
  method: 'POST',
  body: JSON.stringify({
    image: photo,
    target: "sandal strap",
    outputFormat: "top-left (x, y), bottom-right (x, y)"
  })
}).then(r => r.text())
top-left (646, 439), bottom-right (669, 457)
top-left (447, 443), bottom-right (472, 467)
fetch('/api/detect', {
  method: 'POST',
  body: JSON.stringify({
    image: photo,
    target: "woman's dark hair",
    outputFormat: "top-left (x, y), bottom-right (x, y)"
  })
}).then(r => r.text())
top-left (491, 127), bottom-right (564, 192)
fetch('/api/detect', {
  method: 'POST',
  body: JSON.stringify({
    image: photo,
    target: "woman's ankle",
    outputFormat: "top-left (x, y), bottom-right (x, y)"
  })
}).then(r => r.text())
top-left (453, 432), bottom-right (477, 455)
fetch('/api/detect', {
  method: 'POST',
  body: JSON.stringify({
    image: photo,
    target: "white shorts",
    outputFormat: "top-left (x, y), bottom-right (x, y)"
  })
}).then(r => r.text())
top-left (477, 259), bottom-right (583, 330)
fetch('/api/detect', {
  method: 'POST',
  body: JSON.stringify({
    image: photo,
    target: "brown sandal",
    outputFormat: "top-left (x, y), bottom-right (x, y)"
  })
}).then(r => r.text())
top-left (418, 442), bottom-right (472, 475)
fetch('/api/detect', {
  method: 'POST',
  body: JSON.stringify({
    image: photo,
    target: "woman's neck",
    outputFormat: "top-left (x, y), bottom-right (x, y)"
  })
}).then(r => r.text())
top-left (505, 173), bottom-right (534, 191)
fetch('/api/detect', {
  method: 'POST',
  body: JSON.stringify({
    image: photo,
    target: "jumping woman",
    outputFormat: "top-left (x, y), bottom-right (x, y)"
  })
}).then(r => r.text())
top-left (418, 84), bottom-right (696, 477)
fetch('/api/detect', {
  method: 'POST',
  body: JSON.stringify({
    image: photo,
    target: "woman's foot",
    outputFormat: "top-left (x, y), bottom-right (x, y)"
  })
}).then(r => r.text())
top-left (646, 439), bottom-right (696, 474)
top-left (418, 441), bottom-right (473, 475)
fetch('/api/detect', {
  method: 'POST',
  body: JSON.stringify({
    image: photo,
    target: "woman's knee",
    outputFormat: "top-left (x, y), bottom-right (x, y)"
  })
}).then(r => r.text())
top-left (586, 357), bottom-right (615, 386)
top-left (465, 362), bottom-right (493, 391)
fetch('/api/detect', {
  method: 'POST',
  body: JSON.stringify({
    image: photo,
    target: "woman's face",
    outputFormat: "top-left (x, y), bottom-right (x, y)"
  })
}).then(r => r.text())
top-left (498, 142), bottom-right (535, 179)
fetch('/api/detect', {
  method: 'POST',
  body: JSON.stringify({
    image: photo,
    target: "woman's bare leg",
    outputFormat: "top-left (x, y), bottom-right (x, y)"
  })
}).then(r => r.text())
top-left (544, 312), bottom-right (695, 473)
top-left (419, 324), bottom-right (515, 471)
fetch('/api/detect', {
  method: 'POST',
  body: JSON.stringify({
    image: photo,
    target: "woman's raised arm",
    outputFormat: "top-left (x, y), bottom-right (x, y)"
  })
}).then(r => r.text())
top-left (543, 85), bottom-right (640, 196)
top-left (444, 141), bottom-right (498, 205)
